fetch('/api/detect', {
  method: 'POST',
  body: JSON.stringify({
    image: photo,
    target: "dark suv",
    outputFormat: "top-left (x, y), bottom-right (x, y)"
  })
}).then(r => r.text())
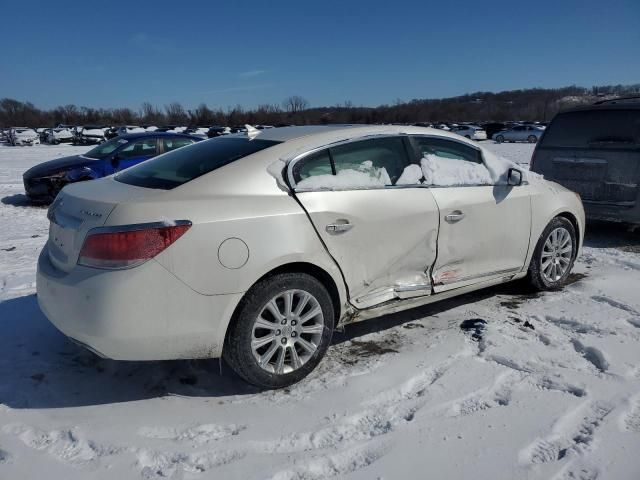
top-left (531, 99), bottom-right (640, 224)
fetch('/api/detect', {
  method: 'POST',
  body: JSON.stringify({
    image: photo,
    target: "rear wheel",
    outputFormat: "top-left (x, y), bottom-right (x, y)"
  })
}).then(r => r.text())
top-left (495, 134), bottom-right (505, 143)
top-left (527, 135), bottom-right (538, 143)
top-left (223, 273), bottom-right (334, 388)
top-left (527, 217), bottom-right (576, 291)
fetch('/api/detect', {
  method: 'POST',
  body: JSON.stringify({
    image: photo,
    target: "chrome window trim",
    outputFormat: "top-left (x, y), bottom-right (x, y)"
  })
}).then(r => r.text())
top-left (287, 133), bottom-right (497, 193)
top-left (287, 134), bottom-right (411, 190)
top-left (85, 220), bottom-right (192, 235)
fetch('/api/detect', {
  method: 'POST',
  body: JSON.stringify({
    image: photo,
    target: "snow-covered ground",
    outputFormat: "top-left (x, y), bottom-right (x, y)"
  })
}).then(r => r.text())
top-left (1, 142), bottom-right (639, 479)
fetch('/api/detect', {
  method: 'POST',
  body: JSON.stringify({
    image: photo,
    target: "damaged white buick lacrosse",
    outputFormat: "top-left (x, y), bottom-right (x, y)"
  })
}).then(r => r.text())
top-left (37, 125), bottom-right (584, 388)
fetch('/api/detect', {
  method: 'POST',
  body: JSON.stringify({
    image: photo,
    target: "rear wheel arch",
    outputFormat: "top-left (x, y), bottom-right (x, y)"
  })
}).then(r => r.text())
top-left (224, 262), bottom-right (342, 343)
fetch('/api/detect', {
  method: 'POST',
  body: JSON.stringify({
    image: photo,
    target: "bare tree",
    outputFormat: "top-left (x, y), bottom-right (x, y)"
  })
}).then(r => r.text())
top-left (282, 96), bottom-right (309, 114)
top-left (164, 102), bottom-right (188, 124)
top-left (140, 102), bottom-right (164, 124)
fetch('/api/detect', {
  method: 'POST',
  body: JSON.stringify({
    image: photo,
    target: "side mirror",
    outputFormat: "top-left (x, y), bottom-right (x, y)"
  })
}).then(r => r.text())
top-left (507, 168), bottom-right (523, 186)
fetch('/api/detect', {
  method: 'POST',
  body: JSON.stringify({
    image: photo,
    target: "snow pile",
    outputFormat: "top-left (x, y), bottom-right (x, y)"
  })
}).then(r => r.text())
top-left (421, 154), bottom-right (493, 186)
top-left (266, 158), bottom-right (288, 190)
top-left (396, 164), bottom-right (423, 185)
top-left (296, 160), bottom-right (391, 190)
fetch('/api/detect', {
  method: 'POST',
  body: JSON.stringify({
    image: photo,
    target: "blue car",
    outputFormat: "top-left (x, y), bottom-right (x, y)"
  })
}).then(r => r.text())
top-left (23, 132), bottom-right (201, 203)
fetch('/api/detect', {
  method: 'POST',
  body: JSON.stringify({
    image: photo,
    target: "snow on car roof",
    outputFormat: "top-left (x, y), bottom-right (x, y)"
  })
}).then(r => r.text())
top-left (253, 124), bottom-right (480, 150)
top-left (254, 125), bottom-right (365, 142)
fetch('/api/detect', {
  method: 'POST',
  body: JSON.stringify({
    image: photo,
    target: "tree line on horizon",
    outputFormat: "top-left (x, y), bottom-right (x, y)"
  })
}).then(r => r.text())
top-left (1, 84), bottom-right (638, 128)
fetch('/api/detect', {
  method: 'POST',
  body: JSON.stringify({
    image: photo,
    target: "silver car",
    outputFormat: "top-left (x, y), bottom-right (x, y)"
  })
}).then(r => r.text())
top-left (37, 125), bottom-right (584, 388)
top-left (494, 125), bottom-right (545, 143)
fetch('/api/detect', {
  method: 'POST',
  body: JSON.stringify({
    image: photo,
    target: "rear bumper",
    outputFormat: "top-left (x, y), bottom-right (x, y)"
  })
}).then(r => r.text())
top-left (37, 243), bottom-right (243, 360)
top-left (583, 200), bottom-right (640, 224)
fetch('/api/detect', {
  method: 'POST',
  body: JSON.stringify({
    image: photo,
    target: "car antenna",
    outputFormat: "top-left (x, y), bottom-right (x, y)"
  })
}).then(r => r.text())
top-left (245, 124), bottom-right (260, 140)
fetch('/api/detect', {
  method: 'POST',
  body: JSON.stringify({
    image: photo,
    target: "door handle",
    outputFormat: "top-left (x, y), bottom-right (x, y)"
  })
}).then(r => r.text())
top-left (326, 222), bottom-right (353, 234)
top-left (445, 211), bottom-right (465, 223)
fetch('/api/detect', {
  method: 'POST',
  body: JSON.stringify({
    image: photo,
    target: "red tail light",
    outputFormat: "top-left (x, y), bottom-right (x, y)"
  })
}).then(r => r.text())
top-left (78, 222), bottom-right (191, 269)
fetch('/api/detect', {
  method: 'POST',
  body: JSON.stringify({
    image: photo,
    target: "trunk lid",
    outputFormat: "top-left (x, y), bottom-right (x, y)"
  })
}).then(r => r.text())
top-left (46, 177), bottom-right (160, 272)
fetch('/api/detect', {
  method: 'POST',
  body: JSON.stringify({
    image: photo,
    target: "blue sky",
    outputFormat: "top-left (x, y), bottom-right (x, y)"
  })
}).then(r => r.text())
top-left (1, 0), bottom-right (638, 110)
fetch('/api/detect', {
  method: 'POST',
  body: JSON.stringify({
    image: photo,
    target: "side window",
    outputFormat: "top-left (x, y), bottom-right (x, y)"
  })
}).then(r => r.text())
top-left (292, 149), bottom-right (332, 183)
top-left (412, 136), bottom-right (492, 186)
top-left (414, 137), bottom-right (482, 163)
top-left (292, 137), bottom-right (410, 190)
top-left (117, 138), bottom-right (158, 159)
top-left (163, 137), bottom-right (194, 153)
top-left (330, 137), bottom-right (409, 185)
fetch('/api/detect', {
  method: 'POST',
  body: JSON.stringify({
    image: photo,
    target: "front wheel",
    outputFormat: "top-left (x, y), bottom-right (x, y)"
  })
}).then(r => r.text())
top-left (527, 135), bottom-right (538, 143)
top-left (495, 134), bottom-right (505, 143)
top-left (223, 273), bottom-right (334, 388)
top-left (527, 217), bottom-right (577, 291)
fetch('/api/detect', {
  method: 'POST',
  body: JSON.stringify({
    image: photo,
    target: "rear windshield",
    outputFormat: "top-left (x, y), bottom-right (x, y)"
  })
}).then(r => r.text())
top-left (540, 109), bottom-right (640, 148)
top-left (115, 137), bottom-right (280, 189)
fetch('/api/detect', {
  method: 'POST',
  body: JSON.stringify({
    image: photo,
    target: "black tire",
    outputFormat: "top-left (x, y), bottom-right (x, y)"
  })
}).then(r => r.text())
top-left (527, 135), bottom-right (538, 143)
top-left (527, 216), bottom-right (577, 291)
top-left (495, 134), bottom-right (505, 143)
top-left (223, 272), bottom-right (335, 388)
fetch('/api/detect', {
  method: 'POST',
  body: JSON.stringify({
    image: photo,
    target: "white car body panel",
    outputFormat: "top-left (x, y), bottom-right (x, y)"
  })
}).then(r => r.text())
top-left (37, 125), bottom-right (585, 361)
top-left (296, 188), bottom-right (439, 308)
top-left (429, 185), bottom-right (531, 291)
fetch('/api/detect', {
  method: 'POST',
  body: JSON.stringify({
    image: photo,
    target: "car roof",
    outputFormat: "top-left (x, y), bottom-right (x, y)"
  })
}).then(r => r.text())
top-left (116, 132), bottom-right (199, 141)
top-left (252, 125), bottom-right (368, 142)
top-left (235, 124), bottom-right (480, 155)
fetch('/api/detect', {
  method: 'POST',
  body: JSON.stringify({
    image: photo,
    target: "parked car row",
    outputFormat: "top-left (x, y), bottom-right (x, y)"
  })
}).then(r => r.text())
top-left (23, 132), bottom-right (202, 203)
top-left (410, 121), bottom-right (548, 143)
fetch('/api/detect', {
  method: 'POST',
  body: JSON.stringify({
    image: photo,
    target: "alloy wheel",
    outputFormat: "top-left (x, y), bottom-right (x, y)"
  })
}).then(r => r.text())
top-left (251, 289), bottom-right (325, 375)
top-left (541, 227), bottom-right (573, 283)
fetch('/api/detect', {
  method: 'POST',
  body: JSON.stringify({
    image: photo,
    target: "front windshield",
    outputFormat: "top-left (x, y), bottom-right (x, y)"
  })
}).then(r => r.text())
top-left (84, 138), bottom-right (128, 159)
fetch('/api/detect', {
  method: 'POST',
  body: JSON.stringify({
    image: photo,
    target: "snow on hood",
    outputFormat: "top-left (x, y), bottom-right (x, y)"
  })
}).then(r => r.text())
top-left (15, 130), bottom-right (37, 138)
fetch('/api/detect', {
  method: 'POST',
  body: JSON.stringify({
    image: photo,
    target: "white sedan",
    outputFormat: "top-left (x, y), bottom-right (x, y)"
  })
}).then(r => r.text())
top-left (9, 127), bottom-right (40, 146)
top-left (450, 125), bottom-right (487, 140)
top-left (37, 125), bottom-right (584, 388)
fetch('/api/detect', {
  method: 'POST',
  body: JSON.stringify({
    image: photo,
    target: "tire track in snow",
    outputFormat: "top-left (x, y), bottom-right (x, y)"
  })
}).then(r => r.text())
top-left (258, 358), bottom-right (457, 455)
top-left (621, 394), bottom-right (640, 433)
top-left (519, 401), bottom-right (614, 465)
top-left (570, 339), bottom-right (609, 374)
top-left (0, 448), bottom-right (11, 464)
top-left (136, 447), bottom-right (245, 479)
top-left (448, 370), bottom-right (518, 417)
top-left (269, 442), bottom-right (389, 480)
top-left (2, 423), bottom-right (124, 468)
top-left (137, 423), bottom-right (245, 445)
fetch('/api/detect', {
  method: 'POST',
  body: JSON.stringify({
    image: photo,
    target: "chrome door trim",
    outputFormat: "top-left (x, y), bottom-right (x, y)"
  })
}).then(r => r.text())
top-left (435, 267), bottom-right (521, 286)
